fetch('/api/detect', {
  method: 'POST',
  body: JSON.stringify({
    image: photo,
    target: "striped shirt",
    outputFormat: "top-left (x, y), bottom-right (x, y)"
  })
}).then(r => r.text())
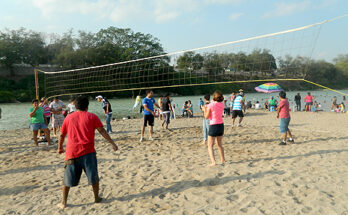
top-left (232, 96), bottom-right (243, 110)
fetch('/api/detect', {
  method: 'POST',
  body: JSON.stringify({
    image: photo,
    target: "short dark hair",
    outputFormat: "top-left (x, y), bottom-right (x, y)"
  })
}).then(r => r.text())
top-left (32, 99), bottom-right (39, 104)
top-left (75, 96), bottom-right (89, 110)
top-left (54, 97), bottom-right (59, 100)
top-left (146, 90), bottom-right (152, 95)
top-left (279, 91), bottom-right (286, 99)
top-left (212, 90), bottom-right (224, 102)
top-left (204, 94), bottom-right (210, 101)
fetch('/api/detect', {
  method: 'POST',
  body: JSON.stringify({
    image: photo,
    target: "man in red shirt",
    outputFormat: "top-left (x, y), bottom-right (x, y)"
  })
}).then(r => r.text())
top-left (276, 91), bottom-right (294, 145)
top-left (57, 96), bottom-right (118, 209)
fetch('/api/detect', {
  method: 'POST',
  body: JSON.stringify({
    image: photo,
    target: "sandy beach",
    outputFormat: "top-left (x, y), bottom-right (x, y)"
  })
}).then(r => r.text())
top-left (1, 110), bottom-right (348, 215)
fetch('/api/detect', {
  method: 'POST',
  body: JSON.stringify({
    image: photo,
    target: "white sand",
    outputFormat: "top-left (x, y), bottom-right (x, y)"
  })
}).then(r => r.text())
top-left (1, 111), bottom-right (348, 214)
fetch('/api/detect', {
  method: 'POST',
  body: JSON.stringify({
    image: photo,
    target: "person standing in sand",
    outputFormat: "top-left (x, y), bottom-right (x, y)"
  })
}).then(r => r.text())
top-left (50, 97), bottom-right (65, 136)
top-left (96, 95), bottom-right (113, 134)
top-left (29, 99), bottom-right (52, 146)
top-left (277, 91), bottom-right (294, 145)
top-left (203, 90), bottom-right (226, 166)
top-left (231, 92), bottom-right (245, 127)
top-left (304, 92), bottom-right (314, 112)
top-left (140, 90), bottom-right (160, 142)
top-left (161, 93), bottom-right (173, 130)
top-left (57, 96), bottom-right (118, 209)
top-left (201, 94), bottom-right (210, 145)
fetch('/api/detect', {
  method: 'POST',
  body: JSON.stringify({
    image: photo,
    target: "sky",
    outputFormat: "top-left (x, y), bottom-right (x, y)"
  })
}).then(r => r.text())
top-left (0, 0), bottom-right (347, 61)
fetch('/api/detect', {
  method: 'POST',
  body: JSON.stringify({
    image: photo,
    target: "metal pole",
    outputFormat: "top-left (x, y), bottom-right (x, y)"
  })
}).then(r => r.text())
top-left (34, 68), bottom-right (39, 100)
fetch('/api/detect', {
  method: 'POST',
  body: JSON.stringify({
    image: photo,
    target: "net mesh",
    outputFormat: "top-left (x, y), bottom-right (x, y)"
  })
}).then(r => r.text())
top-left (39, 21), bottom-right (324, 98)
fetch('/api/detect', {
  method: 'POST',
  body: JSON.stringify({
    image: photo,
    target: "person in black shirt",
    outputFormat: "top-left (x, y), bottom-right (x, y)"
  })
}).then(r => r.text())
top-left (96, 95), bottom-right (113, 134)
top-left (294, 93), bottom-right (301, 111)
top-left (161, 93), bottom-right (173, 129)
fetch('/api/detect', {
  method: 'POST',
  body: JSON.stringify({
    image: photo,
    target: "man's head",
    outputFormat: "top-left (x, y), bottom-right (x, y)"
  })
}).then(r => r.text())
top-left (96, 95), bottom-right (103, 102)
top-left (54, 97), bottom-right (59, 102)
top-left (75, 96), bottom-right (89, 111)
top-left (69, 97), bottom-right (76, 104)
top-left (307, 92), bottom-right (311, 95)
top-left (32, 99), bottom-right (39, 107)
top-left (146, 90), bottom-right (153, 98)
top-left (279, 91), bottom-right (286, 99)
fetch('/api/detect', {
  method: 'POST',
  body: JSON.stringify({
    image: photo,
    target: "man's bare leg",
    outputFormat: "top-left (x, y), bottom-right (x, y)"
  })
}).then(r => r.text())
top-left (57, 185), bottom-right (70, 209)
top-left (92, 182), bottom-right (102, 203)
top-left (216, 136), bottom-right (226, 163)
top-left (149, 126), bottom-right (153, 139)
top-left (53, 127), bottom-right (57, 136)
top-left (44, 128), bottom-right (52, 145)
top-left (282, 132), bottom-right (287, 142)
top-left (141, 125), bottom-right (145, 137)
top-left (238, 117), bottom-right (243, 125)
top-left (232, 118), bottom-right (236, 126)
top-left (33, 130), bottom-right (38, 146)
top-left (207, 136), bottom-right (216, 166)
top-left (287, 129), bottom-right (293, 140)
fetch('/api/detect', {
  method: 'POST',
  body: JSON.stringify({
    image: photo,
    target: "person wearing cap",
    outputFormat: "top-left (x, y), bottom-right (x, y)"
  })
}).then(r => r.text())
top-left (96, 95), bottom-right (113, 134)
top-left (231, 92), bottom-right (245, 127)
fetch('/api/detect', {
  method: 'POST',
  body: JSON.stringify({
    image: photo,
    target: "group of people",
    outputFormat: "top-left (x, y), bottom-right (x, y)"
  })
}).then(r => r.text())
top-left (331, 96), bottom-right (346, 113)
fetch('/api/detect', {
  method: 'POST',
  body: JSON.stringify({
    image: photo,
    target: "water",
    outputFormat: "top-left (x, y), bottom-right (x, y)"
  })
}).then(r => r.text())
top-left (0, 89), bottom-right (347, 131)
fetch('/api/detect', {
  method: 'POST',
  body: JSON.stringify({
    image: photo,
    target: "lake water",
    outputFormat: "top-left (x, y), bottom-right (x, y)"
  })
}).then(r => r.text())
top-left (0, 89), bottom-right (347, 131)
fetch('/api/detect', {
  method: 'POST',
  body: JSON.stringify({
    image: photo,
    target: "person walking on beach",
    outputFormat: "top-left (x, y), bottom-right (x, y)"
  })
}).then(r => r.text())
top-left (140, 90), bottom-right (160, 142)
top-left (29, 99), bottom-right (52, 146)
top-left (331, 96), bottom-right (338, 111)
top-left (161, 93), bottom-right (172, 129)
top-left (50, 97), bottom-right (65, 136)
top-left (203, 90), bottom-right (226, 166)
top-left (304, 92), bottom-right (314, 112)
top-left (294, 93), bottom-right (301, 111)
top-left (67, 97), bottom-right (77, 114)
top-left (96, 95), bottom-right (113, 134)
top-left (277, 91), bottom-right (294, 145)
top-left (231, 92), bottom-right (245, 127)
top-left (201, 94), bottom-right (210, 145)
top-left (57, 96), bottom-right (118, 209)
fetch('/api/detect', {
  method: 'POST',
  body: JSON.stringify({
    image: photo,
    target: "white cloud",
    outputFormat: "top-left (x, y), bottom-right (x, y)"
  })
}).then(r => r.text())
top-left (263, 1), bottom-right (311, 18)
top-left (27, 0), bottom-right (245, 24)
top-left (229, 12), bottom-right (243, 21)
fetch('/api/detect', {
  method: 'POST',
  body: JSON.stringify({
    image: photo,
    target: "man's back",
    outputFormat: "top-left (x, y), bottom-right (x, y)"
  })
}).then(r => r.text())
top-left (61, 111), bottom-right (103, 160)
top-left (233, 96), bottom-right (243, 110)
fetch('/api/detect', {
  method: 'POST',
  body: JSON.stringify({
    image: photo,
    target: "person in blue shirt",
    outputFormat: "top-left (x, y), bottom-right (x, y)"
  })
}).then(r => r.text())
top-left (96, 95), bottom-right (113, 134)
top-left (231, 92), bottom-right (245, 127)
top-left (140, 90), bottom-right (160, 142)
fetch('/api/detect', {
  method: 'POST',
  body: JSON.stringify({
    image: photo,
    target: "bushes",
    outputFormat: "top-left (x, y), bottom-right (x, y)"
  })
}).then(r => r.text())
top-left (0, 91), bottom-right (15, 103)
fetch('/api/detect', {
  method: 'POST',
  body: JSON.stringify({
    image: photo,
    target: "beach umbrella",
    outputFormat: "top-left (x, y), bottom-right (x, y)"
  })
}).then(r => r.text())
top-left (255, 83), bottom-right (283, 93)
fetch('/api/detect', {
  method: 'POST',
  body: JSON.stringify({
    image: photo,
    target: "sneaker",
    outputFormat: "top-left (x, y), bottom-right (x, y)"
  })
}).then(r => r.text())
top-left (108, 131), bottom-right (113, 134)
top-left (279, 141), bottom-right (286, 145)
top-left (288, 138), bottom-right (295, 143)
top-left (139, 137), bottom-right (144, 142)
top-left (237, 124), bottom-right (242, 127)
top-left (149, 137), bottom-right (154, 141)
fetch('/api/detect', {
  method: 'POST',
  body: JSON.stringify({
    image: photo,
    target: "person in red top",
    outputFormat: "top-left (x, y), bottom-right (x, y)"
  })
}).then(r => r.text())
top-left (57, 96), bottom-right (118, 209)
top-left (277, 91), bottom-right (294, 145)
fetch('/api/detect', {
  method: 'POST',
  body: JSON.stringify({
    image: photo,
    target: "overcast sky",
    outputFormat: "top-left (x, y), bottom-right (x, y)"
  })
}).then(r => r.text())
top-left (1, 0), bottom-right (347, 61)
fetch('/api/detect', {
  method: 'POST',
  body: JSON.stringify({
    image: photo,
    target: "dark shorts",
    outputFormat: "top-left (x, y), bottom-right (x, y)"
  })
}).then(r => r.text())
top-left (280, 118), bottom-right (290, 133)
top-left (306, 102), bottom-right (313, 106)
top-left (63, 152), bottom-right (99, 187)
top-left (232, 110), bottom-right (244, 118)
top-left (208, 124), bottom-right (224, 137)
top-left (143, 114), bottom-right (154, 127)
top-left (163, 112), bottom-right (170, 124)
top-left (45, 117), bottom-right (51, 125)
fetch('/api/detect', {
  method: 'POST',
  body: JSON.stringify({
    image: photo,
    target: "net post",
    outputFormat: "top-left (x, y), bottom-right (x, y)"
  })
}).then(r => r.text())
top-left (34, 68), bottom-right (39, 100)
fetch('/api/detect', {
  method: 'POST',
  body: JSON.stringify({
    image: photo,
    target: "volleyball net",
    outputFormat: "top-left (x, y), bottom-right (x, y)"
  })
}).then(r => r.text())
top-left (36, 15), bottom-right (348, 99)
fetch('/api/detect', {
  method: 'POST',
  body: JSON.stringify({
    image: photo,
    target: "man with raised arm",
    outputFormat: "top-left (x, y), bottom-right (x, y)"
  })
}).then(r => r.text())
top-left (57, 95), bottom-right (118, 209)
top-left (140, 90), bottom-right (160, 142)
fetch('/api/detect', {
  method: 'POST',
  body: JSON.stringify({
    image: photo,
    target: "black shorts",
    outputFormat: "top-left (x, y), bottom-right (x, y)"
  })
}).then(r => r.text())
top-left (232, 110), bottom-right (244, 118)
top-left (208, 124), bottom-right (224, 137)
top-left (143, 114), bottom-right (154, 127)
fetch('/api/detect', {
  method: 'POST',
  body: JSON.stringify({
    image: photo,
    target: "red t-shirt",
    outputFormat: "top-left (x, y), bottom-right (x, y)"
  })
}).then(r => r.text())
top-left (278, 99), bottom-right (290, 119)
top-left (61, 111), bottom-right (103, 160)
